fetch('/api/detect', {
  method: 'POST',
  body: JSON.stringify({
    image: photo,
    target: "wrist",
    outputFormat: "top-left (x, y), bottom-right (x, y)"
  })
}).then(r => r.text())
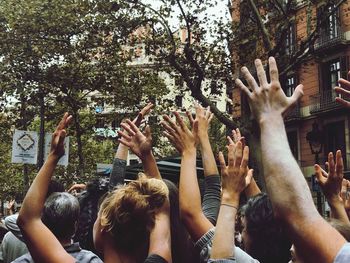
top-left (140, 151), bottom-right (153, 161)
top-left (48, 153), bottom-right (61, 162)
top-left (221, 192), bottom-right (240, 206)
top-left (259, 112), bottom-right (284, 126)
top-left (182, 147), bottom-right (196, 156)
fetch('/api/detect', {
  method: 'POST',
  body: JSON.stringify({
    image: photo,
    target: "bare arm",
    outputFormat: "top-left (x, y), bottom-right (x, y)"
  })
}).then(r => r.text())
top-left (315, 151), bottom-right (350, 225)
top-left (148, 200), bottom-right (172, 263)
top-left (17, 113), bottom-right (75, 263)
top-left (211, 142), bottom-right (252, 259)
top-left (162, 112), bottom-right (213, 241)
top-left (236, 57), bottom-right (346, 263)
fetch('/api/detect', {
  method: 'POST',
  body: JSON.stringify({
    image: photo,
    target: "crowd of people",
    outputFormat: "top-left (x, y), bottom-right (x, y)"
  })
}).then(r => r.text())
top-left (0, 57), bottom-right (350, 262)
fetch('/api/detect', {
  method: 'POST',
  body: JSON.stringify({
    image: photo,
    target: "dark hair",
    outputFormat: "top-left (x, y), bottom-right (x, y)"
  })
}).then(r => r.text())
top-left (74, 178), bottom-right (109, 255)
top-left (47, 180), bottom-right (65, 198)
top-left (163, 179), bottom-right (198, 263)
top-left (42, 192), bottom-right (80, 240)
top-left (244, 193), bottom-right (291, 263)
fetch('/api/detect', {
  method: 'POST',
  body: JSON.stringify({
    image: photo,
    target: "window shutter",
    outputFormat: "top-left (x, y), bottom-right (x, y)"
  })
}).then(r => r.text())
top-left (340, 56), bottom-right (349, 79)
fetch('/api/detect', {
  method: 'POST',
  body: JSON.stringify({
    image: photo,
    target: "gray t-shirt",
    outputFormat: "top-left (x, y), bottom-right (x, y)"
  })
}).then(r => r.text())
top-left (0, 231), bottom-right (28, 263)
top-left (12, 242), bottom-right (102, 263)
top-left (334, 243), bottom-right (350, 263)
top-left (195, 227), bottom-right (259, 263)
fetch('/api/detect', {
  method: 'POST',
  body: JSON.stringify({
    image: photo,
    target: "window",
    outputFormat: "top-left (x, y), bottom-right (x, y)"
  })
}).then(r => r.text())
top-left (226, 102), bottom-right (233, 114)
top-left (284, 75), bottom-right (296, 97)
top-left (285, 23), bottom-right (296, 55)
top-left (324, 121), bottom-right (346, 169)
top-left (330, 60), bottom-right (341, 89)
top-left (318, 5), bottom-right (341, 39)
top-left (287, 130), bottom-right (299, 161)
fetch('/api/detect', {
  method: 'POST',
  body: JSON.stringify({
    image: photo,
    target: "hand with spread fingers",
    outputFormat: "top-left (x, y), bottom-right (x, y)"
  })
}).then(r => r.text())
top-left (133, 102), bottom-right (154, 127)
top-left (334, 72), bottom-right (350, 109)
top-left (186, 103), bottom-right (213, 140)
top-left (218, 141), bottom-right (253, 202)
top-left (235, 57), bottom-right (304, 122)
top-left (118, 119), bottom-right (153, 159)
top-left (161, 112), bottom-right (198, 154)
top-left (314, 150), bottom-right (344, 203)
top-left (50, 112), bottom-right (73, 158)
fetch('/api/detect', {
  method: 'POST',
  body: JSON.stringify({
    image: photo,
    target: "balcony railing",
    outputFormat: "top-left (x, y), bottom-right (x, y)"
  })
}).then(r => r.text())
top-left (314, 30), bottom-right (346, 50)
top-left (284, 102), bottom-right (301, 121)
top-left (309, 89), bottom-right (343, 113)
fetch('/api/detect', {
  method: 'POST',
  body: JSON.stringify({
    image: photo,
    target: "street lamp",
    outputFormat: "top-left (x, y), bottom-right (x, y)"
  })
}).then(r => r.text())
top-left (306, 121), bottom-right (324, 215)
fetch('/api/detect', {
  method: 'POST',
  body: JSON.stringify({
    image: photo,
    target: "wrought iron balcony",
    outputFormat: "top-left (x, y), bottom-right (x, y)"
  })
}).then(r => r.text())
top-left (309, 89), bottom-right (348, 113)
top-left (284, 102), bottom-right (301, 121)
top-left (314, 29), bottom-right (347, 51)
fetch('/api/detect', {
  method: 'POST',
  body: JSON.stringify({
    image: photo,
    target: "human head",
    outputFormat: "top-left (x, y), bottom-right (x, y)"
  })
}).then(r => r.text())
top-left (42, 192), bottom-right (80, 241)
top-left (242, 193), bottom-right (291, 263)
top-left (93, 177), bottom-right (169, 253)
top-left (47, 180), bottom-right (65, 198)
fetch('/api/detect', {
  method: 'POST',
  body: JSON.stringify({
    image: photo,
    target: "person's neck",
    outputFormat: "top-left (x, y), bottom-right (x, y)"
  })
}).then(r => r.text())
top-left (103, 243), bottom-right (136, 263)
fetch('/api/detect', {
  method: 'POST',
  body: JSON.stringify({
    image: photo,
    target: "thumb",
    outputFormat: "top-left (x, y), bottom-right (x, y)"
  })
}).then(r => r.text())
top-left (245, 169), bottom-right (254, 187)
top-left (290, 84), bottom-right (304, 105)
top-left (218, 151), bottom-right (226, 174)
top-left (314, 164), bottom-right (326, 185)
top-left (193, 119), bottom-right (199, 134)
top-left (144, 125), bottom-right (151, 139)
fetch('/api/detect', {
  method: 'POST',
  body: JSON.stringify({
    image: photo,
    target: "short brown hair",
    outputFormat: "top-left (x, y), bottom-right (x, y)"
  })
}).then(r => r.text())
top-left (99, 177), bottom-right (168, 251)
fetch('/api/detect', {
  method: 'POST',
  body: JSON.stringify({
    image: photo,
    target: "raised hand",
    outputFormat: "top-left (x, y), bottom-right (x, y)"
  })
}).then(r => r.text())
top-left (335, 72), bottom-right (350, 109)
top-left (314, 150), bottom-right (344, 203)
top-left (134, 102), bottom-right (154, 127)
top-left (50, 112), bottom-right (72, 158)
top-left (218, 141), bottom-right (252, 201)
top-left (186, 103), bottom-right (213, 140)
top-left (235, 57), bottom-right (303, 122)
top-left (118, 119), bottom-right (152, 159)
top-left (161, 112), bottom-right (198, 154)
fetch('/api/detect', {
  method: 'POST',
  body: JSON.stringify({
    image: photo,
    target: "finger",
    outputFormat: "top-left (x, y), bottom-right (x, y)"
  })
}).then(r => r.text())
top-left (120, 122), bottom-right (136, 136)
top-left (174, 111), bottom-right (187, 130)
top-left (245, 169), bottom-right (254, 187)
top-left (227, 144), bottom-right (235, 167)
top-left (227, 135), bottom-right (234, 146)
top-left (314, 164), bottom-right (326, 185)
top-left (241, 146), bottom-right (249, 169)
top-left (144, 125), bottom-right (152, 139)
top-left (163, 131), bottom-right (176, 143)
top-left (269, 57), bottom-right (279, 82)
top-left (240, 137), bottom-right (246, 149)
top-left (235, 78), bottom-right (252, 98)
top-left (117, 130), bottom-right (132, 141)
top-left (325, 161), bottom-right (329, 173)
top-left (328, 152), bottom-right (335, 178)
top-left (236, 128), bottom-right (241, 140)
top-left (232, 129), bottom-right (238, 143)
top-left (334, 87), bottom-right (350, 96)
top-left (118, 138), bottom-right (132, 148)
top-left (205, 106), bottom-right (211, 119)
top-left (218, 151), bottom-right (227, 174)
top-left (125, 119), bottom-right (140, 134)
top-left (241, 66), bottom-right (259, 91)
top-left (186, 111), bottom-right (194, 127)
top-left (163, 115), bottom-right (180, 133)
top-left (335, 97), bottom-right (350, 108)
top-left (290, 84), bottom-right (304, 105)
top-left (336, 150), bottom-right (344, 179)
top-left (65, 115), bottom-right (73, 127)
top-left (57, 112), bottom-right (69, 131)
top-left (234, 141), bottom-right (243, 168)
top-left (57, 130), bottom-right (66, 146)
top-left (161, 121), bottom-right (177, 136)
top-left (255, 59), bottom-right (268, 86)
top-left (208, 113), bottom-right (214, 123)
top-left (338, 78), bottom-right (350, 90)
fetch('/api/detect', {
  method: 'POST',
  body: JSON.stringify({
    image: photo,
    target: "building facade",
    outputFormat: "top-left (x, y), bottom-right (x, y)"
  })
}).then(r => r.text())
top-left (231, 0), bottom-right (350, 215)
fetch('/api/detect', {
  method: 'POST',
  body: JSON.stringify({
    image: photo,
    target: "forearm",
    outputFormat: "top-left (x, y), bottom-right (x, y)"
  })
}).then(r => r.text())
top-left (142, 152), bottom-right (162, 179)
top-left (211, 193), bottom-right (238, 259)
top-left (115, 143), bottom-right (129, 160)
top-left (244, 178), bottom-right (261, 199)
top-left (199, 135), bottom-right (219, 177)
top-left (179, 149), bottom-right (202, 217)
top-left (260, 115), bottom-right (316, 219)
top-left (19, 154), bottom-right (59, 223)
top-left (329, 199), bottom-right (350, 225)
top-left (149, 212), bottom-right (172, 263)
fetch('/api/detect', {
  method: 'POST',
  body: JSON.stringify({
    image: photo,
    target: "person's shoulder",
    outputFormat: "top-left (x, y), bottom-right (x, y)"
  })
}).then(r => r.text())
top-left (11, 252), bottom-right (32, 263)
top-left (73, 249), bottom-right (103, 263)
top-left (334, 243), bottom-right (350, 263)
top-left (235, 247), bottom-right (260, 263)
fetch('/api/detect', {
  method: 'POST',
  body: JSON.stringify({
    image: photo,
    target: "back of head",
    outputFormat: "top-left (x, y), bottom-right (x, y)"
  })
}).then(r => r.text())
top-left (47, 180), bottom-right (65, 198)
top-left (42, 192), bottom-right (80, 240)
top-left (163, 179), bottom-right (198, 263)
top-left (329, 218), bottom-right (350, 241)
top-left (99, 177), bottom-right (168, 252)
top-left (244, 193), bottom-right (291, 263)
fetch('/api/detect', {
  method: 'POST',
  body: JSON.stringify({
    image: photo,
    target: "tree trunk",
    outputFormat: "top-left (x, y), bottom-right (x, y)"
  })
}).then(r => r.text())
top-left (72, 110), bottom-right (85, 177)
